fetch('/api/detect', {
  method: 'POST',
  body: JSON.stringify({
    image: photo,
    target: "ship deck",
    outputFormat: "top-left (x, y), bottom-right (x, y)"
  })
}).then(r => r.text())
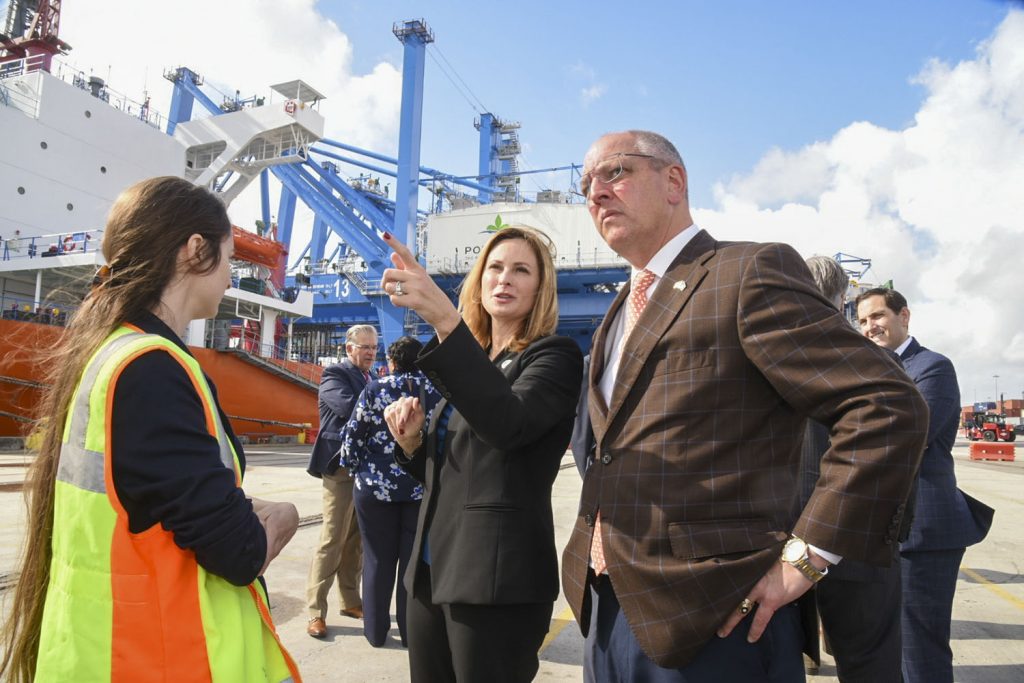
top-left (1, 439), bottom-right (1021, 681)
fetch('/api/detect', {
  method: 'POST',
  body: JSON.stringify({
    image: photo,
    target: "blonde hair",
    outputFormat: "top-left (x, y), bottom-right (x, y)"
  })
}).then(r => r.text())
top-left (459, 226), bottom-right (559, 353)
top-left (0, 177), bottom-right (231, 682)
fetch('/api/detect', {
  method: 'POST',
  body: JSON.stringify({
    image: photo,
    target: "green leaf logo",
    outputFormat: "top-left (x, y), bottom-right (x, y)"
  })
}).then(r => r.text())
top-left (485, 214), bottom-right (506, 233)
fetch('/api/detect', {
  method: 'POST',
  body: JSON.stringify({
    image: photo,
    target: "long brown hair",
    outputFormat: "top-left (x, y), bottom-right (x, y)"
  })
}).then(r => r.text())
top-left (0, 176), bottom-right (231, 682)
top-left (459, 226), bottom-right (559, 353)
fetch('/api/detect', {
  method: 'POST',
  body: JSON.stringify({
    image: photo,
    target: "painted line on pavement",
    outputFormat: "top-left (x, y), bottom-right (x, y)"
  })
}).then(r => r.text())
top-left (540, 605), bottom-right (577, 653)
top-left (961, 566), bottom-right (1024, 611)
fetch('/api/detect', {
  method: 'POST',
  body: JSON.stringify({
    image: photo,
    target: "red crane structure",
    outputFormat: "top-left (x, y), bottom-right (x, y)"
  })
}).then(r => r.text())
top-left (1, 0), bottom-right (71, 71)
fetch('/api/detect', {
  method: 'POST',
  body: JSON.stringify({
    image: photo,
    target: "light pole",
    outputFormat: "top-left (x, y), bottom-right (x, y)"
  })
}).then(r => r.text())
top-left (993, 375), bottom-right (1000, 410)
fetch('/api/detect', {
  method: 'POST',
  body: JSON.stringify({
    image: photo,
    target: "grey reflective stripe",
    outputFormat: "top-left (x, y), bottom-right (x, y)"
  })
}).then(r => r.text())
top-left (210, 401), bottom-right (235, 472)
top-left (56, 332), bottom-right (236, 492)
top-left (56, 332), bottom-right (146, 493)
top-left (55, 445), bottom-right (106, 493)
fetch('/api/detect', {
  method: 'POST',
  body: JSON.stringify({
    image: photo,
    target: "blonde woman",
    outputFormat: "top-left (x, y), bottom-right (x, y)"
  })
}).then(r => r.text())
top-left (380, 227), bottom-right (583, 683)
top-left (1, 177), bottom-right (300, 682)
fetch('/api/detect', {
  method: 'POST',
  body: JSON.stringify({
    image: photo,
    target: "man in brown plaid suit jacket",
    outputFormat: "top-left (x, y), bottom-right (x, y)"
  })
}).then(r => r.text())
top-left (561, 130), bottom-right (928, 681)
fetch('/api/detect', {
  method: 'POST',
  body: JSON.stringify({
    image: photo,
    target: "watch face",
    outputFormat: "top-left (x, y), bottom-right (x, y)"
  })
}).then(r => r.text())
top-left (782, 538), bottom-right (807, 562)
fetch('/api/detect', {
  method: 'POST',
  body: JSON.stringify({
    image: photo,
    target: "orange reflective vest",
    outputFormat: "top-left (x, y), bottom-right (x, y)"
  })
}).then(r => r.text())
top-left (35, 326), bottom-right (301, 682)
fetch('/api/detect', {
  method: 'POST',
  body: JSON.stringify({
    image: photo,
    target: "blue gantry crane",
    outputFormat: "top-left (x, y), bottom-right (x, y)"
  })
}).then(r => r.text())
top-left (162, 18), bottom-right (625, 357)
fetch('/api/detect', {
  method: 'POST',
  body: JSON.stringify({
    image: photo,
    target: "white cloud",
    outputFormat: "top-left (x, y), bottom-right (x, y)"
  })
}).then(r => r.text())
top-left (59, 0), bottom-right (402, 254)
top-left (566, 60), bottom-right (606, 107)
top-left (581, 83), bottom-right (607, 106)
top-left (698, 10), bottom-right (1024, 399)
top-left (567, 60), bottom-right (597, 81)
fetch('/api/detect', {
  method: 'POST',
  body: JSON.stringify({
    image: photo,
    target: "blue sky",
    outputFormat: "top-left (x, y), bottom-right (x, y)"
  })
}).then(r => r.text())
top-left (59, 0), bottom-right (1024, 398)
top-left (319, 0), bottom-right (1013, 208)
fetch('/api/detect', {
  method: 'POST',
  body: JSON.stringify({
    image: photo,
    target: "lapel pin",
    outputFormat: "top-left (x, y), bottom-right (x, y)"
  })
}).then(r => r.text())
top-left (501, 359), bottom-right (513, 369)
top-left (673, 280), bottom-right (687, 292)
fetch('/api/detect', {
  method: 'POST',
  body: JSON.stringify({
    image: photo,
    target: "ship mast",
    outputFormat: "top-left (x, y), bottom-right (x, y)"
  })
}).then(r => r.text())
top-left (0, 0), bottom-right (71, 71)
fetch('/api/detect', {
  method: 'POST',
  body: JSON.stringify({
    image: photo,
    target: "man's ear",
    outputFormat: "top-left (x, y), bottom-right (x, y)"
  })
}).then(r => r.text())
top-left (666, 164), bottom-right (688, 205)
top-left (899, 306), bottom-right (911, 329)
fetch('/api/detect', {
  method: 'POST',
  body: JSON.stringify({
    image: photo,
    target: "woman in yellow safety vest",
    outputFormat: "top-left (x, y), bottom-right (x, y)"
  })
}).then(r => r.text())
top-left (0, 176), bottom-right (302, 682)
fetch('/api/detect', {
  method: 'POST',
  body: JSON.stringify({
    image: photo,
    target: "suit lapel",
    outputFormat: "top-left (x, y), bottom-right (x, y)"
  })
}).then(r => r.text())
top-left (587, 287), bottom-right (629, 439)
top-left (899, 338), bottom-right (921, 363)
top-left (604, 232), bottom-right (715, 432)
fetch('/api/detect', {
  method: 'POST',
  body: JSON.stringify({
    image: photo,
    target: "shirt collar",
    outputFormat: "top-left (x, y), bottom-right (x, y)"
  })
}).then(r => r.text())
top-left (632, 223), bottom-right (701, 281)
top-left (894, 335), bottom-right (914, 357)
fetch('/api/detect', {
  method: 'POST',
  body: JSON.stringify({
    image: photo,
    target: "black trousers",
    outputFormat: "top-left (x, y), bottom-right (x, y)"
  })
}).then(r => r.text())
top-left (353, 487), bottom-right (420, 647)
top-left (407, 562), bottom-right (552, 683)
top-left (815, 557), bottom-right (903, 683)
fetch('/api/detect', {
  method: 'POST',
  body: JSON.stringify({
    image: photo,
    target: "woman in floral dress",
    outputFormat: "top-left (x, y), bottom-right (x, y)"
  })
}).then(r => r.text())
top-left (341, 335), bottom-right (440, 647)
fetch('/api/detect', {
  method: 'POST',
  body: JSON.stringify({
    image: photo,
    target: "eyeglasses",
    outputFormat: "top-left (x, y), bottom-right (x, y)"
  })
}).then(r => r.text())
top-left (577, 153), bottom-right (656, 198)
top-left (350, 343), bottom-right (376, 351)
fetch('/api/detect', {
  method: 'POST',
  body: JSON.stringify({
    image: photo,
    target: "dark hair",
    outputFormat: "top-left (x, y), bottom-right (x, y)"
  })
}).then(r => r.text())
top-left (387, 335), bottom-right (423, 373)
top-left (854, 287), bottom-right (908, 314)
top-left (1, 176), bottom-right (231, 682)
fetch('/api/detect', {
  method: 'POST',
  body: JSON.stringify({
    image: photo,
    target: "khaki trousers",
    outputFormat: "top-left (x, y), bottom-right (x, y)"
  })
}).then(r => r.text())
top-left (306, 467), bottom-right (363, 618)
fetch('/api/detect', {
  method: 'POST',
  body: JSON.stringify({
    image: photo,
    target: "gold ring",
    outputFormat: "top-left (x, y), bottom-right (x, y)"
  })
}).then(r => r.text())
top-left (738, 598), bottom-right (753, 615)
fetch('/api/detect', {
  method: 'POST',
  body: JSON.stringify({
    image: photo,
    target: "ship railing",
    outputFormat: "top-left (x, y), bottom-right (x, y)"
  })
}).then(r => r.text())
top-left (0, 54), bottom-right (48, 80)
top-left (206, 324), bottom-right (327, 385)
top-left (46, 57), bottom-right (168, 131)
top-left (1, 230), bottom-right (104, 262)
top-left (0, 292), bottom-right (71, 328)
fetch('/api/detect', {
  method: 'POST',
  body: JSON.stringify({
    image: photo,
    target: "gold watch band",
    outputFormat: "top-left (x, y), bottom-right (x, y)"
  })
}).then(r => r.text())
top-left (791, 555), bottom-right (828, 583)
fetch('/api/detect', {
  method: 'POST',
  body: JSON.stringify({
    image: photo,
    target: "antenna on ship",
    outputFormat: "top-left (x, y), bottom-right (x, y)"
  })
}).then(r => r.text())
top-left (0, 0), bottom-right (71, 72)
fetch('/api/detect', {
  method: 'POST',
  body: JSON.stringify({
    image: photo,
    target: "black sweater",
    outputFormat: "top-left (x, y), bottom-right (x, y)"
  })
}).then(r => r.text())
top-left (109, 312), bottom-right (266, 586)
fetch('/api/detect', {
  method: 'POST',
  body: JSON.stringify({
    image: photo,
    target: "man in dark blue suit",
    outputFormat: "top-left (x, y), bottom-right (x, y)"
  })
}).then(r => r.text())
top-left (856, 288), bottom-right (994, 683)
top-left (305, 324), bottom-right (378, 638)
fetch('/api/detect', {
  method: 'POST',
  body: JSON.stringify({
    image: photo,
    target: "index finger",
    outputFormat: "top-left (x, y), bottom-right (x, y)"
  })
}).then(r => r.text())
top-left (383, 232), bottom-right (424, 273)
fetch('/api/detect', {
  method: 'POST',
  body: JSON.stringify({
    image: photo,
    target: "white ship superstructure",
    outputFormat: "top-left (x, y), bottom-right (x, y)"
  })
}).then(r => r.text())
top-left (0, 56), bottom-right (313, 348)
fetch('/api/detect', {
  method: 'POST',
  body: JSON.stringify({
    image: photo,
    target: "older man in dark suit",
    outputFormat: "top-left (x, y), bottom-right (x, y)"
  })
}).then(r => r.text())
top-left (305, 324), bottom-right (377, 638)
top-left (856, 288), bottom-right (994, 683)
top-left (561, 130), bottom-right (928, 681)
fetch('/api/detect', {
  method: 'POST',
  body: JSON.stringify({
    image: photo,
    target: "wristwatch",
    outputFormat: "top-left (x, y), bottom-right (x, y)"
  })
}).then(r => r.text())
top-left (780, 536), bottom-right (828, 583)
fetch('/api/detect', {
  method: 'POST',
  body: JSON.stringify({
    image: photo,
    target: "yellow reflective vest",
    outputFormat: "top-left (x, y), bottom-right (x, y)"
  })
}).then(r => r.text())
top-left (35, 326), bottom-right (300, 682)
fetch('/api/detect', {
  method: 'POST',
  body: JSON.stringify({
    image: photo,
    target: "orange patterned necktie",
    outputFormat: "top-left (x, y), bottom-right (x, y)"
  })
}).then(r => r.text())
top-left (591, 268), bottom-right (657, 575)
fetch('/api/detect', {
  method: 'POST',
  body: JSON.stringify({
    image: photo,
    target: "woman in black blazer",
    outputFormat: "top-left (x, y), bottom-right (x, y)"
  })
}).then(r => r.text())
top-left (379, 227), bottom-right (583, 683)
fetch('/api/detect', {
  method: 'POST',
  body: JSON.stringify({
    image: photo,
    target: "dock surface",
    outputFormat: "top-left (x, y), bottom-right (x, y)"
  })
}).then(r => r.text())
top-left (1, 439), bottom-right (1022, 681)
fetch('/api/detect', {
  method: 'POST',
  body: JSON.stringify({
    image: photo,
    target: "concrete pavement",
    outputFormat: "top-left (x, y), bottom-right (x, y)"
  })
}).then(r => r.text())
top-left (1, 440), bottom-right (1022, 681)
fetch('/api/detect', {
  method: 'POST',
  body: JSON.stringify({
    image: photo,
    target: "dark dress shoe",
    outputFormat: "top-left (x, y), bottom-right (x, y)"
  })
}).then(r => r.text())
top-left (307, 617), bottom-right (327, 638)
top-left (340, 606), bottom-right (364, 619)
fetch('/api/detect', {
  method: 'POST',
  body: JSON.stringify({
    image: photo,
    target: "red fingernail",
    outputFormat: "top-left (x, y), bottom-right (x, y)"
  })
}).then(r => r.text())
top-left (383, 232), bottom-right (392, 240)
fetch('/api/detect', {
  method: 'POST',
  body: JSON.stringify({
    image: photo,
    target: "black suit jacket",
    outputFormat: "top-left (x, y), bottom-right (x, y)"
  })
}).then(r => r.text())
top-left (398, 321), bottom-right (583, 605)
top-left (307, 358), bottom-right (368, 477)
top-left (570, 354), bottom-right (595, 478)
